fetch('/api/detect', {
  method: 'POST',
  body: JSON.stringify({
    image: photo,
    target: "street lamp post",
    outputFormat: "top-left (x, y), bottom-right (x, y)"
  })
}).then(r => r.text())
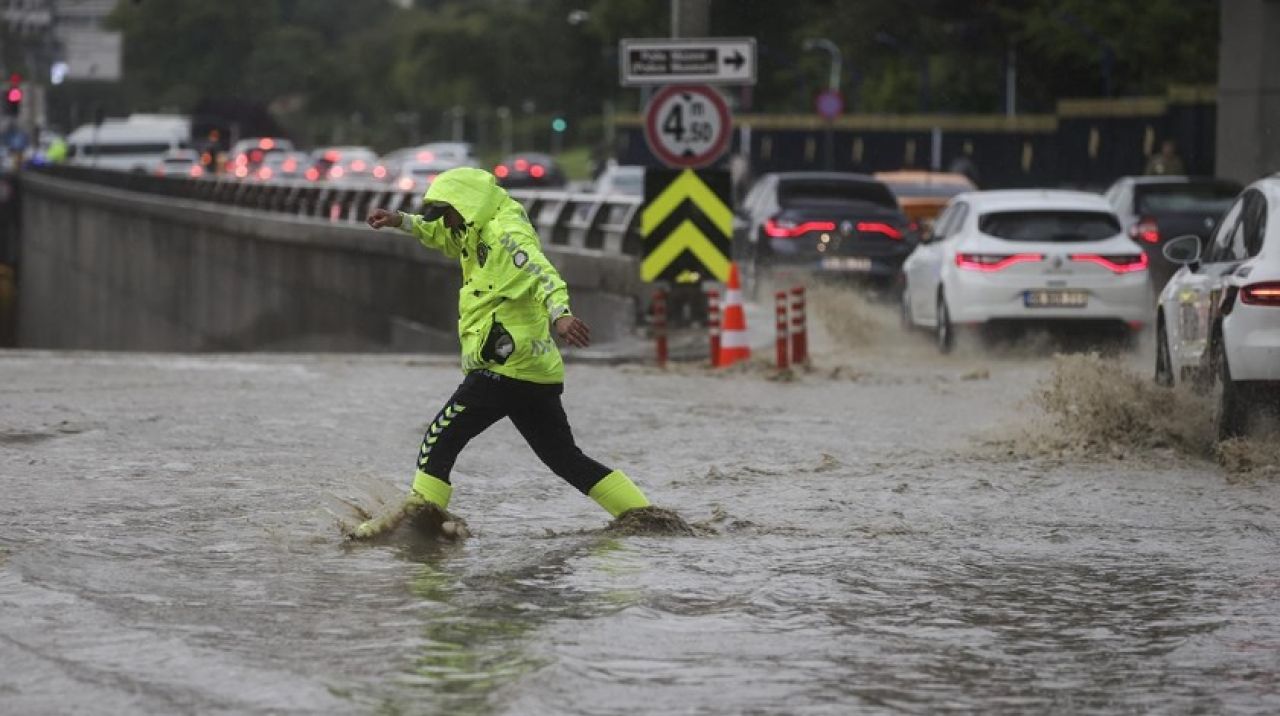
top-left (803, 38), bottom-right (842, 170)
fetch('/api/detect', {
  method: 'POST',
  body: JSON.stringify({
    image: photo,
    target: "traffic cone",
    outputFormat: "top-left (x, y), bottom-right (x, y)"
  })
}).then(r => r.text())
top-left (717, 262), bottom-right (751, 367)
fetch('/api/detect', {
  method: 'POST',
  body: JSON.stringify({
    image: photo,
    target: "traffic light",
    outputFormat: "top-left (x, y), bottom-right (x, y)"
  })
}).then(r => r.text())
top-left (551, 117), bottom-right (567, 133)
top-left (5, 74), bottom-right (21, 116)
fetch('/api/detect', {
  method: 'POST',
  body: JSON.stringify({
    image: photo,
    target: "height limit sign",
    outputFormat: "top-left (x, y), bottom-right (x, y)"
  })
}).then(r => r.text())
top-left (643, 84), bottom-right (732, 169)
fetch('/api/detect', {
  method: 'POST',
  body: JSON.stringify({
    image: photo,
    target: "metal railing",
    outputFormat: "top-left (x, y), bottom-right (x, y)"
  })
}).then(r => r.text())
top-left (35, 165), bottom-right (645, 257)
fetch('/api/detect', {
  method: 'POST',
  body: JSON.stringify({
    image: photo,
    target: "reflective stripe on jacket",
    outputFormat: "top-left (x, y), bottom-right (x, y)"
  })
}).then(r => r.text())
top-left (398, 167), bottom-right (571, 384)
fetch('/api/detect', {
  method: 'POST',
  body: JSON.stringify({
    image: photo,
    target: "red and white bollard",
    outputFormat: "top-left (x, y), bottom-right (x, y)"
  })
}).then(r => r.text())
top-left (652, 289), bottom-right (668, 368)
top-left (790, 286), bottom-right (808, 366)
top-left (706, 288), bottom-right (721, 367)
top-left (775, 291), bottom-right (790, 370)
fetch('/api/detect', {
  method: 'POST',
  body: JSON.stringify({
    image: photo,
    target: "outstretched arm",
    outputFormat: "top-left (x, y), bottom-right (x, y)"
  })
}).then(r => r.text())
top-left (367, 208), bottom-right (463, 258)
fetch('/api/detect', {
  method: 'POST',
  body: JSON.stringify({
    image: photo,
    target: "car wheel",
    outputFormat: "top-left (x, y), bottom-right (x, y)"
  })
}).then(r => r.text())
top-left (1154, 316), bottom-right (1174, 387)
top-left (936, 293), bottom-right (954, 354)
top-left (1215, 339), bottom-right (1250, 440)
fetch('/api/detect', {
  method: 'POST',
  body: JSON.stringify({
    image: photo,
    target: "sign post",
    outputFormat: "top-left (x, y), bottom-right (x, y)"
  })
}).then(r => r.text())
top-left (620, 38), bottom-right (756, 86)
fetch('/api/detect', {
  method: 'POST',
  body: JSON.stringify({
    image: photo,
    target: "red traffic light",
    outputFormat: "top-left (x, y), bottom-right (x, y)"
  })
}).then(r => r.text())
top-left (7, 87), bottom-right (21, 104)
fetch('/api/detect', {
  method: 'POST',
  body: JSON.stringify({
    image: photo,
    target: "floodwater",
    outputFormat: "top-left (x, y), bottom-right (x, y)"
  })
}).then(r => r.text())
top-left (2, 289), bottom-right (1279, 715)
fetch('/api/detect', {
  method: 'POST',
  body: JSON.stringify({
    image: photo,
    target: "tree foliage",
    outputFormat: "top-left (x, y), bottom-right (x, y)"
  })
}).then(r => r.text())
top-left (100, 0), bottom-right (1219, 149)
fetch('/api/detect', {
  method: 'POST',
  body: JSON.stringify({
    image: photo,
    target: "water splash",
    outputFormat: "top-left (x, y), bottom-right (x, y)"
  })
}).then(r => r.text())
top-left (602, 506), bottom-right (711, 536)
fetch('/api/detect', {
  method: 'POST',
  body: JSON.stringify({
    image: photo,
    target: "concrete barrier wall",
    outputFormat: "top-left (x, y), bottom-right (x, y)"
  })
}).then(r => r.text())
top-left (17, 172), bottom-right (642, 352)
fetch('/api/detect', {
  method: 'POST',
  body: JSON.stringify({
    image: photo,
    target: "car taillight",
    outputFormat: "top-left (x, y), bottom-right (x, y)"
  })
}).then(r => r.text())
top-left (1240, 281), bottom-right (1280, 306)
top-left (283, 159), bottom-right (297, 172)
top-left (1069, 253), bottom-right (1148, 273)
top-left (494, 165), bottom-right (510, 178)
top-left (1129, 216), bottom-right (1160, 244)
top-left (515, 158), bottom-right (529, 171)
top-left (857, 222), bottom-right (903, 240)
top-left (372, 165), bottom-right (386, 179)
top-left (397, 177), bottom-right (414, 191)
top-left (305, 167), bottom-right (320, 181)
top-left (258, 167), bottom-right (272, 180)
top-left (234, 166), bottom-right (249, 178)
top-left (530, 164), bottom-right (546, 178)
top-left (764, 218), bottom-right (836, 238)
top-left (417, 151), bottom-right (435, 162)
top-left (955, 253), bottom-right (1044, 271)
top-left (189, 165), bottom-right (204, 177)
top-left (351, 159), bottom-right (366, 172)
top-left (330, 166), bottom-right (344, 178)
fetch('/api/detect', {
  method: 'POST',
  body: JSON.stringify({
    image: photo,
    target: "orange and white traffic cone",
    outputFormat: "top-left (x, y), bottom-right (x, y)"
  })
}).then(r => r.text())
top-left (717, 262), bottom-right (751, 367)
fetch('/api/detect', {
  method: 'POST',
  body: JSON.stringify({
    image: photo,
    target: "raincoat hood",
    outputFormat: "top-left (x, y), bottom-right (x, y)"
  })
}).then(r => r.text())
top-left (422, 167), bottom-right (507, 231)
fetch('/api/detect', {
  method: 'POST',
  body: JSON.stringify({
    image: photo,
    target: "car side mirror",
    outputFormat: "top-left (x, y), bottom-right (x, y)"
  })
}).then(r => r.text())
top-left (1162, 234), bottom-right (1202, 266)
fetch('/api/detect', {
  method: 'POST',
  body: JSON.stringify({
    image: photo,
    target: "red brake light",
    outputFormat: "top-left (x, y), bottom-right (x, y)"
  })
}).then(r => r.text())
top-left (857, 222), bottom-right (903, 240)
top-left (324, 150), bottom-right (339, 162)
top-left (330, 166), bottom-right (344, 178)
top-left (189, 165), bottom-right (204, 177)
top-left (956, 253), bottom-right (1044, 271)
top-left (417, 151), bottom-right (435, 162)
top-left (514, 158), bottom-right (529, 171)
top-left (258, 167), bottom-right (272, 180)
top-left (372, 165), bottom-right (386, 179)
top-left (1069, 253), bottom-right (1148, 273)
top-left (351, 160), bottom-right (366, 171)
top-left (259, 138), bottom-right (274, 150)
top-left (1241, 282), bottom-right (1280, 306)
top-left (398, 177), bottom-right (414, 191)
top-left (283, 159), bottom-right (297, 172)
top-left (1129, 217), bottom-right (1160, 244)
top-left (494, 165), bottom-right (510, 178)
top-left (249, 149), bottom-right (263, 163)
top-left (305, 167), bottom-right (320, 181)
top-left (764, 218), bottom-right (836, 238)
top-left (530, 164), bottom-right (546, 178)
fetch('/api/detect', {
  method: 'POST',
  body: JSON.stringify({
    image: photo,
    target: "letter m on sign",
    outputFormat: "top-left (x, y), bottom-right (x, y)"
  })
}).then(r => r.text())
top-left (640, 169), bottom-right (733, 283)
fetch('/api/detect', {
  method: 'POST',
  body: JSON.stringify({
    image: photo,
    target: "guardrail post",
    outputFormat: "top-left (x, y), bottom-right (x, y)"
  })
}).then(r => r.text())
top-left (775, 291), bottom-right (790, 370)
top-left (790, 286), bottom-right (808, 366)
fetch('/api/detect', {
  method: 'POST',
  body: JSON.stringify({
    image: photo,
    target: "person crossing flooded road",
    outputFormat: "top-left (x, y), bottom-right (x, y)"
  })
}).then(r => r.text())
top-left (357, 167), bottom-right (651, 538)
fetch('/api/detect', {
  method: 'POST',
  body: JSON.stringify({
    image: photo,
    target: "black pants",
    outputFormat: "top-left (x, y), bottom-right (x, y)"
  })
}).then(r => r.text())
top-left (416, 370), bottom-right (612, 495)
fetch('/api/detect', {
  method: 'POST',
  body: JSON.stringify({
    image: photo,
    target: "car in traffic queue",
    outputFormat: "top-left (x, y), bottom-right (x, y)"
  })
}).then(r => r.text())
top-left (307, 146), bottom-right (382, 183)
top-left (735, 172), bottom-right (912, 290)
top-left (493, 152), bottom-right (568, 189)
top-left (152, 148), bottom-right (206, 178)
top-left (591, 162), bottom-right (645, 197)
top-left (1103, 175), bottom-right (1242, 289)
top-left (228, 137), bottom-right (294, 179)
top-left (901, 190), bottom-right (1151, 353)
top-left (253, 151), bottom-right (309, 182)
top-left (875, 170), bottom-right (977, 231)
top-left (1154, 178), bottom-right (1280, 437)
top-left (390, 159), bottom-right (460, 193)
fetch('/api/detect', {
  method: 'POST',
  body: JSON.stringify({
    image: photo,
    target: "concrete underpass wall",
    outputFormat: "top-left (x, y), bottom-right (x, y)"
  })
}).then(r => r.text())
top-left (17, 172), bottom-right (641, 352)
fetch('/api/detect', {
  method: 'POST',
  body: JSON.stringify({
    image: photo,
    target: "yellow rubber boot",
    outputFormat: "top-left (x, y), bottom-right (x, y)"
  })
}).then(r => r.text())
top-left (588, 470), bottom-right (651, 518)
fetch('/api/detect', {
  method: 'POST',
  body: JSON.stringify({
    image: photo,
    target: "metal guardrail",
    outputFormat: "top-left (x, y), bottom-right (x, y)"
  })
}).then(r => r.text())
top-left (35, 165), bottom-right (645, 257)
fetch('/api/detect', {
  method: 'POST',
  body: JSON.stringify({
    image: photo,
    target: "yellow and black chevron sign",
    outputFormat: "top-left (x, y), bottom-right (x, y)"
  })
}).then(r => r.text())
top-left (640, 169), bottom-right (732, 283)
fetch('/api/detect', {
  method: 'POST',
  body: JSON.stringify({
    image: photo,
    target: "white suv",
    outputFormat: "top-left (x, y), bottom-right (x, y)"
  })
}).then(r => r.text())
top-left (1155, 178), bottom-right (1280, 437)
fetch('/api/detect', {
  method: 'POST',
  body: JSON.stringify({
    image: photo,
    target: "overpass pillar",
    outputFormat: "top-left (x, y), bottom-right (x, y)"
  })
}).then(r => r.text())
top-left (1217, 0), bottom-right (1280, 183)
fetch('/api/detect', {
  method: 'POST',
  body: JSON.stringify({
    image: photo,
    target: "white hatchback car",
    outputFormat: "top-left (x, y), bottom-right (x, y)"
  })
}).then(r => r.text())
top-left (1155, 178), bottom-right (1280, 437)
top-left (902, 190), bottom-right (1152, 352)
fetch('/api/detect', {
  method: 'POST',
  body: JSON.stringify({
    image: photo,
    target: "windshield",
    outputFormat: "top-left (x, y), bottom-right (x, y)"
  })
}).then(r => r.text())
top-left (1135, 182), bottom-right (1240, 214)
top-left (978, 210), bottom-right (1121, 242)
top-left (778, 179), bottom-right (898, 210)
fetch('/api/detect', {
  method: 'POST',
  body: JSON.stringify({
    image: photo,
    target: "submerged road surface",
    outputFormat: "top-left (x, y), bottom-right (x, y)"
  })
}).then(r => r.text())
top-left (2, 295), bottom-right (1279, 714)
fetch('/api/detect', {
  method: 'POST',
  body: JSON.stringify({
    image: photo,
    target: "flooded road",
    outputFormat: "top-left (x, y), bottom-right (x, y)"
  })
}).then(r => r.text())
top-left (3, 295), bottom-right (1279, 714)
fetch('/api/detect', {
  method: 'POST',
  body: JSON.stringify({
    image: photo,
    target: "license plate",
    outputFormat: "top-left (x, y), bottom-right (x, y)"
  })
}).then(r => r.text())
top-left (1024, 290), bottom-right (1088, 308)
top-left (820, 256), bottom-right (872, 272)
